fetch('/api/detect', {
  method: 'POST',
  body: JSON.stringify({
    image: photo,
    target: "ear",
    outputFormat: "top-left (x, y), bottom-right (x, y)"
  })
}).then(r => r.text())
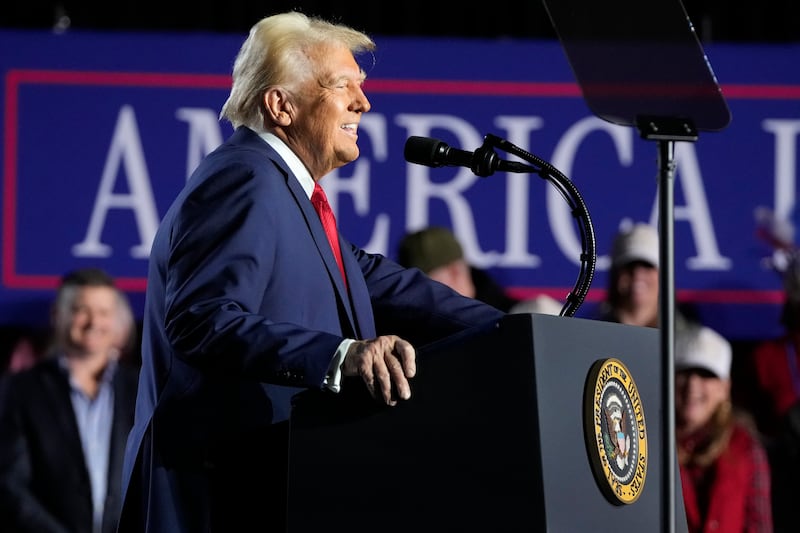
top-left (264, 88), bottom-right (292, 126)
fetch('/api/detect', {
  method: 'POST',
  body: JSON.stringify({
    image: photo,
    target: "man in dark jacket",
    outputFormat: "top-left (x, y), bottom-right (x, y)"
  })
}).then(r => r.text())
top-left (0, 268), bottom-right (139, 533)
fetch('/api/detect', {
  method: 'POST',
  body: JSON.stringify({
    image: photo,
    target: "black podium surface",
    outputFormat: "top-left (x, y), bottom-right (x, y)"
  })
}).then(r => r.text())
top-left (287, 314), bottom-right (688, 531)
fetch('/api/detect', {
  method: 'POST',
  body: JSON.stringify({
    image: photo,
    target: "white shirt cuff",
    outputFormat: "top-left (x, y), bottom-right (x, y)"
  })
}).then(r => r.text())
top-left (323, 338), bottom-right (356, 393)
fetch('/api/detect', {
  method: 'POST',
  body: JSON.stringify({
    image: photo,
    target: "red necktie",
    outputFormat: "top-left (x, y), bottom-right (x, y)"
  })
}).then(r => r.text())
top-left (311, 183), bottom-right (347, 287)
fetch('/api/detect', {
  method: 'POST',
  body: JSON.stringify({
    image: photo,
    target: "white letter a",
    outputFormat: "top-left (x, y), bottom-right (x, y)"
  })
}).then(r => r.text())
top-left (72, 105), bottom-right (160, 259)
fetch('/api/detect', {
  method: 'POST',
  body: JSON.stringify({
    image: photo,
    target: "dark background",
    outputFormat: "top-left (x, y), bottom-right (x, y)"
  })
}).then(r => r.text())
top-left (3, 1), bottom-right (800, 43)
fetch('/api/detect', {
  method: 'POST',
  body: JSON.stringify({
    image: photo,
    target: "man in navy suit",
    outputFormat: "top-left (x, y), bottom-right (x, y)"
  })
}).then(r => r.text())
top-left (0, 268), bottom-right (139, 533)
top-left (118, 11), bottom-right (506, 532)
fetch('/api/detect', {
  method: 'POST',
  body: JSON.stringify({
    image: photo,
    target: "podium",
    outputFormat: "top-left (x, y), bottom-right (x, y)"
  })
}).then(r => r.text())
top-left (287, 314), bottom-right (688, 531)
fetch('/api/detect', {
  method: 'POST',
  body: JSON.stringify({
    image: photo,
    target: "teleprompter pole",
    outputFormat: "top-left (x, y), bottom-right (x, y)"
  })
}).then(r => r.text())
top-left (637, 115), bottom-right (698, 533)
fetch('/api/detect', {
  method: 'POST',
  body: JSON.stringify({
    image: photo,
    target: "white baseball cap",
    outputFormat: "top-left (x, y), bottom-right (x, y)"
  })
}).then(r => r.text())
top-left (611, 223), bottom-right (660, 269)
top-left (674, 325), bottom-right (732, 380)
top-left (509, 294), bottom-right (563, 315)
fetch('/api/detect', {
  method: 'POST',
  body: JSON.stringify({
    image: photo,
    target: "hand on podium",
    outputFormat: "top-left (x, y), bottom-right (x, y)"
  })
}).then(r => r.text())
top-left (343, 335), bottom-right (417, 406)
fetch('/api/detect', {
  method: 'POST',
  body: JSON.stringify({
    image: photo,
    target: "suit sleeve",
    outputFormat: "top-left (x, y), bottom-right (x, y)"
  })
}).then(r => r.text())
top-left (351, 244), bottom-right (506, 345)
top-left (158, 162), bottom-right (339, 385)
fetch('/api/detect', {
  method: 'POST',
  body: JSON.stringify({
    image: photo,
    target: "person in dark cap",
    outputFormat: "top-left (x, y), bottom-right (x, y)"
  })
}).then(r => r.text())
top-left (397, 226), bottom-right (520, 312)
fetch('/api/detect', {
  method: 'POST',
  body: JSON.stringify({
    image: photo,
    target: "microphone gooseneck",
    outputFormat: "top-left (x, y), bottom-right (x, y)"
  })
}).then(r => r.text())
top-left (402, 133), bottom-right (596, 317)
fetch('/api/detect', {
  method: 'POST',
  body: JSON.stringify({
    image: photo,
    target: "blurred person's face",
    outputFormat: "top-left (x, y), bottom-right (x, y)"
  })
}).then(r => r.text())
top-left (675, 368), bottom-right (730, 434)
top-left (427, 259), bottom-right (476, 299)
top-left (616, 261), bottom-right (659, 311)
top-left (279, 43), bottom-right (370, 179)
top-left (65, 286), bottom-right (120, 358)
top-left (8, 337), bottom-right (37, 373)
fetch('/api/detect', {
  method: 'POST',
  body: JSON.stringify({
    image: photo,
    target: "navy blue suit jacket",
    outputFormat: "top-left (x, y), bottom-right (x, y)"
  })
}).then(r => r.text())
top-left (118, 127), bottom-right (505, 532)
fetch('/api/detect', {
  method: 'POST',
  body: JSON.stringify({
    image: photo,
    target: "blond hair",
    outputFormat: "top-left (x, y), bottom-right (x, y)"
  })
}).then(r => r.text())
top-left (219, 11), bottom-right (375, 131)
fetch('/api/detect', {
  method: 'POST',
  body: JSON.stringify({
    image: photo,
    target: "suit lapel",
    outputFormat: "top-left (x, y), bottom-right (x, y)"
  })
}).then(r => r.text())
top-left (238, 127), bottom-right (366, 338)
top-left (108, 367), bottom-right (137, 507)
top-left (283, 163), bottom-right (359, 334)
top-left (339, 241), bottom-right (375, 339)
top-left (38, 360), bottom-right (87, 466)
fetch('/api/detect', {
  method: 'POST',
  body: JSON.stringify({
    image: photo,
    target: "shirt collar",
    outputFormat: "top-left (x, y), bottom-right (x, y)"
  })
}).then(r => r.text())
top-left (57, 353), bottom-right (119, 385)
top-left (259, 132), bottom-right (315, 199)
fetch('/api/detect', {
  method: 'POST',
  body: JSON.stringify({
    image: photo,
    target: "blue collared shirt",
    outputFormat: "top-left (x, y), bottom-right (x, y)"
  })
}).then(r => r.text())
top-left (59, 355), bottom-right (116, 533)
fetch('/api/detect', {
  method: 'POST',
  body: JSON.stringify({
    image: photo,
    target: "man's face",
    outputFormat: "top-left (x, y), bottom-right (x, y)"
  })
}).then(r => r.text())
top-left (616, 260), bottom-right (659, 309)
top-left (284, 43), bottom-right (371, 178)
top-left (427, 259), bottom-right (476, 299)
top-left (66, 286), bottom-right (120, 357)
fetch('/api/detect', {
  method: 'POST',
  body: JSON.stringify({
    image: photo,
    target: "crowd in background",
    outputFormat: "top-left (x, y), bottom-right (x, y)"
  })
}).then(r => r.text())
top-left (0, 219), bottom-right (800, 532)
top-left (1, 3), bottom-right (798, 530)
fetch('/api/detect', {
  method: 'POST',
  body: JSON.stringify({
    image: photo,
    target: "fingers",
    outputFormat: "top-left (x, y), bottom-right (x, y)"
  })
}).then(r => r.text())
top-left (373, 356), bottom-right (400, 406)
top-left (376, 352), bottom-right (411, 405)
top-left (343, 336), bottom-right (416, 406)
top-left (394, 337), bottom-right (416, 379)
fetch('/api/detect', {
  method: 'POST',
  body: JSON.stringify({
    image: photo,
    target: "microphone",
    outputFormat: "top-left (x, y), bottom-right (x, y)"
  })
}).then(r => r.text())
top-left (403, 136), bottom-right (535, 177)
top-left (404, 136), bottom-right (474, 169)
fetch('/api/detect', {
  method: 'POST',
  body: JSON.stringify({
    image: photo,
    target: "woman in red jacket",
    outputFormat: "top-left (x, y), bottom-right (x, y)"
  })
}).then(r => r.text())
top-left (675, 325), bottom-right (773, 533)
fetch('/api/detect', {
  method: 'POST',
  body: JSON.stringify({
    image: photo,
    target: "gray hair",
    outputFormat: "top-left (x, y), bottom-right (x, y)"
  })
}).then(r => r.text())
top-left (50, 268), bottom-right (134, 356)
top-left (219, 11), bottom-right (375, 131)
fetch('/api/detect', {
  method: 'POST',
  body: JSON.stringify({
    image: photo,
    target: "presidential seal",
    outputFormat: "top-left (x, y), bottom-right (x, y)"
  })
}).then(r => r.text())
top-left (583, 357), bottom-right (647, 505)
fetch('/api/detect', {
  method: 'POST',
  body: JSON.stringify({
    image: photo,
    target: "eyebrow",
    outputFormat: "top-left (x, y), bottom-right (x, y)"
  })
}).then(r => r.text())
top-left (321, 70), bottom-right (367, 89)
